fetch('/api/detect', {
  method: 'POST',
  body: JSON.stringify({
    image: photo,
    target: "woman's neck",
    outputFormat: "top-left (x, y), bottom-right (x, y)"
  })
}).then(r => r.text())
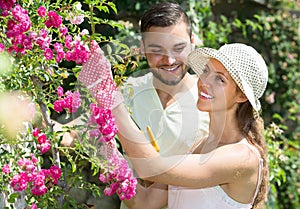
top-left (208, 110), bottom-right (244, 146)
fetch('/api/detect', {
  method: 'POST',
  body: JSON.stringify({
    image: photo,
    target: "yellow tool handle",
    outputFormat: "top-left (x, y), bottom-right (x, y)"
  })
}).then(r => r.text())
top-left (146, 126), bottom-right (160, 152)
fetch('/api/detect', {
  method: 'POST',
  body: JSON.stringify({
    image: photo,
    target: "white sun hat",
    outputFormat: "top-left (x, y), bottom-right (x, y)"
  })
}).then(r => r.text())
top-left (187, 43), bottom-right (268, 112)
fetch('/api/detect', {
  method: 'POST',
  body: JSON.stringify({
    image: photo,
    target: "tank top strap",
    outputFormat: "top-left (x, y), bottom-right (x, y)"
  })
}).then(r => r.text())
top-left (188, 137), bottom-right (208, 154)
top-left (239, 139), bottom-right (264, 205)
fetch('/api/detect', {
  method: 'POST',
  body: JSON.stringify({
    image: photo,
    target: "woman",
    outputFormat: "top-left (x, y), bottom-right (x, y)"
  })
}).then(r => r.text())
top-left (111, 43), bottom-right (269, 209)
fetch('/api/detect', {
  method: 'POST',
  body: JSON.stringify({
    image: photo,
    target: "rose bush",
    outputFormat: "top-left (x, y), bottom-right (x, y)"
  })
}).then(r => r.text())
top-left (0, 0), bottom-right (137, 208)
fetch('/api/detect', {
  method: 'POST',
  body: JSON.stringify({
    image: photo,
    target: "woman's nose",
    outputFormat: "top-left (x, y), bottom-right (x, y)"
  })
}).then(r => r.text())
top-left (198, 77), bottom-right (210, 89)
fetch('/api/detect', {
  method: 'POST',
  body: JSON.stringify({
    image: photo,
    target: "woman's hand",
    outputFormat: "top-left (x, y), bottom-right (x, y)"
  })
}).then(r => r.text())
top-left (78, 40), bottom-right (123, 109)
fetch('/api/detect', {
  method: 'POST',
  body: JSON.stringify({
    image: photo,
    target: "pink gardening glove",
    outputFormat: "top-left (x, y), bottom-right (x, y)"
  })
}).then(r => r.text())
top-left (78, 40), bottom-right (123, 109)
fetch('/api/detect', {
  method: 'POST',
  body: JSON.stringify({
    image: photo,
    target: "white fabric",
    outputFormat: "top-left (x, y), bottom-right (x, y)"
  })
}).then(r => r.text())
top-left (122, 72), bottom-right (209, 157)
top-left (168, 139), bottom-right (263, 209)
top-left (168, 185), bottom-right (252, 209)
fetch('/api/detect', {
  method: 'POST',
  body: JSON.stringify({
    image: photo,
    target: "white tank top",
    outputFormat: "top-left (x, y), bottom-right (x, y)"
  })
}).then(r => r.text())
top-left (168, 139), bottom-right (263, 209)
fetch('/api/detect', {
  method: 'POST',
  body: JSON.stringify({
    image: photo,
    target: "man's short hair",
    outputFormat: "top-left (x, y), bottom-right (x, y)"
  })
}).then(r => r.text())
top-left (140, 2), bottom-right (192, 39)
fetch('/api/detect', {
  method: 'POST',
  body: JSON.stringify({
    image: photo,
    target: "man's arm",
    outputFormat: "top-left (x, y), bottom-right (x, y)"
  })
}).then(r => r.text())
top-left (123, 183), bottom-right (167, 209)
top-left (52, 115), bottom-right (85, 147)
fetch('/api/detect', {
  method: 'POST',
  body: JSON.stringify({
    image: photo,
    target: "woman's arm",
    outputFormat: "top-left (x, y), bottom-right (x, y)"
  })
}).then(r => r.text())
top-left (113, 104), bottom-right (159, 159)
top-left (113, 104), bottom-right (257, 189)
top-left (123, 183), bottom-right (168, 209)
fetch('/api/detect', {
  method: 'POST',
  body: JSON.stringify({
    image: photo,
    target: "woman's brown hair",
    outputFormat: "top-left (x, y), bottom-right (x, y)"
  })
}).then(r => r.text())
top-left (236, 101), bottom-right (269, 209)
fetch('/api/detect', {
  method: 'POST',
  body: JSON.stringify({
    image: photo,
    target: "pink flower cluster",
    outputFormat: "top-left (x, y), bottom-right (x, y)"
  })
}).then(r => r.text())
top-left (99, 141), bottom-right (137, 200)
top-left (25, 203), bottom-right (38, 209)
top-left (87, 103), bottom-right (137, 200)
top-left (44, 10), bottom-right (62, 28)
top-left (88, 103), bottom-right (118, 142)
top-left (53, 86), bottom-right (81, 113)
top-left (2, 164), bottom-right (10, 174)
top-left (0, 43), bottom-right (4, 52)
top-left (32, 128), bottom-right (51, 154)
top-left (1, 3), bottom-right (89, 64)
top-left (5, 4), bottom-right (32, 55)
top-left (0, 0), bottom-right (16, 16)
top-left (2, 155), bottom-right (62, 196)
top-left (65, 2), bottom-right (85, 25)
top-left (64, 36), bottom-right (90, 64)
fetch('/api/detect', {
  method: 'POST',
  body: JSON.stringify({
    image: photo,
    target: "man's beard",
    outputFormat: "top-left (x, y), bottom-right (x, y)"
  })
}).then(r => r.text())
top-left (151, 65), bottom-right (187, 86)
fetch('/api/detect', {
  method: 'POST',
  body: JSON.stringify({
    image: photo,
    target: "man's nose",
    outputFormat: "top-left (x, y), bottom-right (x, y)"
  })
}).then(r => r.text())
top-left (162, 53), bottom-right (177, 65)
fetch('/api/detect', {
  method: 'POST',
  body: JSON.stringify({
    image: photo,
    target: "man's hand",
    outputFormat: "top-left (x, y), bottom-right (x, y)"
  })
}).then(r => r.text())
top-left (52, 119), bottom-right (81, 147)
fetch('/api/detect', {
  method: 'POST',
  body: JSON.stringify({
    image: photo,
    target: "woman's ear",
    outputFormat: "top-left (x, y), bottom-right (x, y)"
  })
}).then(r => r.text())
top-left (236, 93), bottom-right (248, 103)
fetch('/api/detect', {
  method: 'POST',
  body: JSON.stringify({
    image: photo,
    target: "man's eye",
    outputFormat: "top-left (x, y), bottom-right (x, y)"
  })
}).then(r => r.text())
top-left (173, 47), bottom-right (185, 53)
top-left (150, 49), bottom-right (163, 53)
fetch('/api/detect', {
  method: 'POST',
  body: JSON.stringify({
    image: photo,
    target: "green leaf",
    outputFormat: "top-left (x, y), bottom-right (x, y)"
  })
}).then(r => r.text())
top-left (114, 55), bottom-right (124, 63)
top-left (233, 19), bottom-right (242, 28)
top-left (8, 193), bottom-right (19, 203)
top-left (108, 2), bottom-right (117, 14)
top-left (95, 5), bottom-right (109, 13)
top-left (272, 113), bottom-right (283, 121)
top-left (106, 44), bottom-right (112, 55)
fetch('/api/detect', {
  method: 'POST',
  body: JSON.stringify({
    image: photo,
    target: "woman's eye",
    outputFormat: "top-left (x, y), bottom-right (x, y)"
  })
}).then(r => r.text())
top-left (216, 75), bottom-right (224, 82)
top-left (202, 67), bottom-right (209, 74)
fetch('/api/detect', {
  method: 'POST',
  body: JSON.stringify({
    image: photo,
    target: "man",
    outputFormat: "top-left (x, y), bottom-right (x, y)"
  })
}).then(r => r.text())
top-left (119, 2), bottom-right (209, 208)
top-left (56, 2), bottom-right (208, 154)
top-left (122, 2), bottom-right (209, 158)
